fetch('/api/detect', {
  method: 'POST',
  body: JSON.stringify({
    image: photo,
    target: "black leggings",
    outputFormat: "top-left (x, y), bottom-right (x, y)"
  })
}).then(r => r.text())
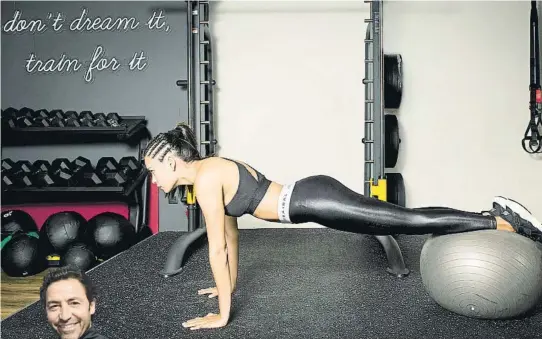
top-left (288, 175), bottom-right (497, 235)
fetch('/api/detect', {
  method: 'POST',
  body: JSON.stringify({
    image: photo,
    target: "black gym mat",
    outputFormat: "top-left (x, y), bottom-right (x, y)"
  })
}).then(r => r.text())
top-left (2, 228), bottom-right (541, 339)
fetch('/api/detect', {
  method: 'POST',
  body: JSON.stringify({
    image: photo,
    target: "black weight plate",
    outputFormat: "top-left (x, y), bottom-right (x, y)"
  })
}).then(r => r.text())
top-left (386, 172), bottom-right (405, 207)
top-left (385, 114), bottom-right (400, 168)
top-left (384, 54), bottom-right (403, 110)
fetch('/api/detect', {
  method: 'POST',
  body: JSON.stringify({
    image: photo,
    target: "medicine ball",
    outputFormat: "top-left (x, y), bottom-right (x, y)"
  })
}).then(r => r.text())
top-left (39, 211), bottom-right (87, 255)
top-left (86, 212), bottom-right (136, 259)
top-left (61, 243), bottom-right (97, 272)
top-left (1, 210), bottom-right (38, 246)
top-left (1, 231), bottom-right (45, 277)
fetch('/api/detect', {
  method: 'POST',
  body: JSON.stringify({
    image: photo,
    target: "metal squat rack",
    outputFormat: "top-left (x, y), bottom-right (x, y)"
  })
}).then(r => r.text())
top-left (362, 0), bottom-right (409, 278)
top-left (161, 0), bottom-right (409, 278)
top-left (161, 0), bottom-right (216, 277)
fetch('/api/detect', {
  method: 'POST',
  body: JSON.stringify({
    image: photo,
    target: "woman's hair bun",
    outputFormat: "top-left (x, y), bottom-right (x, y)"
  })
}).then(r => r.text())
top-left (175, 122), bottom-right (189, 130)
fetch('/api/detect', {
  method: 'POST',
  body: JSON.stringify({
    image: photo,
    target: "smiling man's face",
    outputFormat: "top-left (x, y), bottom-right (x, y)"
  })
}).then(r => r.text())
top-left (45, 278), bottom-right (96, 339)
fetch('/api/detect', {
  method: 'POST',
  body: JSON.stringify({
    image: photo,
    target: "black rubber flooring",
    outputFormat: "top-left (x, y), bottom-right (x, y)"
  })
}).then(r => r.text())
top-left (2, 228), bottom-right (541, 339)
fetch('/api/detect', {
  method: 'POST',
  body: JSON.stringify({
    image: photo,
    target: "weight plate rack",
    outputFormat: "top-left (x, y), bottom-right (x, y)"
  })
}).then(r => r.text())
top-left (362, 0), bottom-right (409, 278)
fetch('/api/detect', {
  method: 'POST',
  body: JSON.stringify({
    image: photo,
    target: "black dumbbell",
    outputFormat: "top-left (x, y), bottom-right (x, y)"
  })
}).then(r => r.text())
top-left (49, 158), bottom-right (75, 186)
top-left (17, 160), bottom-right (34, 175)
top-left (79, 111), bottom-right (94, 120)
top-left (34, 109), bottom-right (49, 119)
top-left (77, 111), bottom-right (99, 127)
top-left (32, 159), bottom-right (75, 188)
top-left (2, 159), bottom-right (17, 172)
top-left (96, 157), bottom-right (130, 186)
top-left (48, 109), bottom-right (65, 120)
top-left (79, 118), bottom-right (96, 127)
top-left (96, 157), bottom-right (120, 174)
top-left (1, 108), bottom-right (17, 129)
top-left (67, 117), bottom-right (97, 128)
top-left (71, 156), bottom-right (102, 187)
top-left (106, 113), bottom-right (122, 127)
top-left (33, 160), bottom-right (50, 172)
top-left (7, 115), bottom-right (33, 128)
top-left (94, 113), bottom-right (106, 122)
top-left (65, 111), bottom-right (78, 120)
top-left (1, 170), bottom-right (18, 190)
top-left (92, 113), bottom-right (110, 127)
top-left (2, 107), bottom-right (18, 119)
top-left (30, 160), bottom-right (55, 187)
top-left (76, 111), bottom-right (109, 127)
top-left (119, 156), bottom-right (142, 179)
top-left (2, 108), bottom-right (32, 128)
top-left (50, 117), bottom-right (67, 127)
top-left (18, 107), bottom-right (35, 118)
top-left (65, 114), bottom-right (82, 127)
top-left (2, 160), bottom-right (34, 188)
top-left (32, 117), bottom-right (53, 127)
top-left (1, 158), bottom-right (22, 190)
top-left (16, 160), bottom-right (36, 185)
top-left (66, 118), bottom-right (83, 127)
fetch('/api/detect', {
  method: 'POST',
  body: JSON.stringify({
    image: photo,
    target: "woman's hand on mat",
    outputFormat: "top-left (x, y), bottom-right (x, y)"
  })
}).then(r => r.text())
top-left (182, 312), bottom-right (228, 330)
top-left (198, 287), bottom-right (218, 298)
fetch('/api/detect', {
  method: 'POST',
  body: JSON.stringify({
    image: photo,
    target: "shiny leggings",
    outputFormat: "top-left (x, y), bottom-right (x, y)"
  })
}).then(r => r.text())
top-left (288, 175), bottom-right (497, 235)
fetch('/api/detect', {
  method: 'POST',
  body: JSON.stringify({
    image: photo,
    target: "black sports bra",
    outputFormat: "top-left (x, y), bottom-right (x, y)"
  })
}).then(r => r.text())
top-left (223, 158), bottom-right (272, 217)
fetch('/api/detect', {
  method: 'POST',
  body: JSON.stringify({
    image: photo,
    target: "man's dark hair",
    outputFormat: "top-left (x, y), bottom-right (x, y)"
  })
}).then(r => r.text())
top-left (40, 265), bottom-right (97, 309)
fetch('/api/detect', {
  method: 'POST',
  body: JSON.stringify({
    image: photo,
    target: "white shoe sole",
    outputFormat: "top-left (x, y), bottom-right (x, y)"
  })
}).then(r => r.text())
top-left (494, 196), bottom-right (542, 231)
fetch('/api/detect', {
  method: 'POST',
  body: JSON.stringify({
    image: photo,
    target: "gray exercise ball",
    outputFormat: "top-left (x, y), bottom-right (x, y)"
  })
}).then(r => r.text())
top-left (420, 230), bottom-right (542, 319)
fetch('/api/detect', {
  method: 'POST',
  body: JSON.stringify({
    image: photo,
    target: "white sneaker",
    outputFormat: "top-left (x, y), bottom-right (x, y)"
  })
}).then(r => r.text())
top-left (493, 196), bottom-right (542, 243)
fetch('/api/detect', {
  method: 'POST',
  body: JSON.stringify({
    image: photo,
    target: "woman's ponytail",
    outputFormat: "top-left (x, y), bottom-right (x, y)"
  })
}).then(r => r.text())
top-left (145, 122), bottom-right (203, 163)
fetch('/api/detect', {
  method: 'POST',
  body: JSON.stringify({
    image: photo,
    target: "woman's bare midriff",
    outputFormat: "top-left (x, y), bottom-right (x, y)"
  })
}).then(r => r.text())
top-left (252, 181), bottom-right (283, 221)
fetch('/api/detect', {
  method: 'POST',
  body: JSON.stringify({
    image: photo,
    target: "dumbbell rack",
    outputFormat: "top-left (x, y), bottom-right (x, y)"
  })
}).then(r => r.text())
top-left (2, 115), bottom-right (148, 146)
top-left (362, 0), bottom-right (409, 278)
top-left (0, 113), bottom-right (151, 233)
top-left (161, 0), bottom-right (216, 277)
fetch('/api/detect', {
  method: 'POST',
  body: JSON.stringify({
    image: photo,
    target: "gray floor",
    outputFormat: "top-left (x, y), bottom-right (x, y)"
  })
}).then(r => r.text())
top-left (2, 228), bottom-right (541, 339)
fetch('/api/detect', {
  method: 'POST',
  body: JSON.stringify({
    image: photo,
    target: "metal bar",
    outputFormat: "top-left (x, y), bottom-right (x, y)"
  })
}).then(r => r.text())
top-left (200, 1), bottom-right (216, 157)
top-left (371, 0), bottom-right (385, 180)
top-left (363, 23), bottom-right (374, 196)
top-left (192, 1), bottom-right (202, 157)
top-left (186, 1), bottom-right (194, 129)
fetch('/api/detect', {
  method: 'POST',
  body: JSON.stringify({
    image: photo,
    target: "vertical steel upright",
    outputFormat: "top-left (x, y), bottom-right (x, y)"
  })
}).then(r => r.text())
top-left (363, 0), bottom-right (409, 277)
top-left (192, 1), bottom-right (217, 159)
top-left (161, 0), bottom-right (216, 277)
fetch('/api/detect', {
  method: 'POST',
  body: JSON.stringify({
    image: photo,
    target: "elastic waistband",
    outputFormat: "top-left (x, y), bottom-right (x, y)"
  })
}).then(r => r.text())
top-left (278, 183), bottom-right (296, 223)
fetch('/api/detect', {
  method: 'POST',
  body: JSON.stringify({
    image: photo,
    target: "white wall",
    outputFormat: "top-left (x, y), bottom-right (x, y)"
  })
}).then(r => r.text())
top-left (211, 0), bottom-right (542, 229)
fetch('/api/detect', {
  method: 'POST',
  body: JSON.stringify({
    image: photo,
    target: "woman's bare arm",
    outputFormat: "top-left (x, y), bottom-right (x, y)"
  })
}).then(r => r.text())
top-left (195, 170), bottom-right (232, 322)
top-left (225, 216), bottom-right (239, 293)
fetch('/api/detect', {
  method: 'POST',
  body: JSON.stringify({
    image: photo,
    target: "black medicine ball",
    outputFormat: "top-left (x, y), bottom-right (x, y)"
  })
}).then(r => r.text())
top-left (39, 211), bottom-right (87, 254)
top-left (1, 210), bottom-right (38, 242)
top-left (86, 212), bottom-right (136, 259)
top-left (1, 232), bottom-right (45, 277)
top-left (61, 242), bottom-right (97, 272)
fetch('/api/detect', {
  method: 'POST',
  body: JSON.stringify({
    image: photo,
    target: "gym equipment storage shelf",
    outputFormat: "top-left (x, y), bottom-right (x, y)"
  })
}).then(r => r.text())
top-left (1, 111), bottom-right (150, 233)
top-left (2, 117), bottom-right (147, 146)
top-left (1, 168), bottom-right (148, 205)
